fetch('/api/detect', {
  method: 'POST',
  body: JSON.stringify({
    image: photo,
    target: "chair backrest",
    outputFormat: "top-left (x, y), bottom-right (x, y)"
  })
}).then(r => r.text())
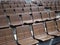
top-left (25, 4), bottom-right (31, 7)
top-left (16, 25), bottom-right (32, 40)
top-left (32, 12), bottom-right (41, 21)
top-left (10, 4), bottom-right (18, 8)
top-left (6, 8), bottom-right (15, 16)
top-left (15, 8), bottom-right (23, 14)
top-left (0, 15), bottom-right (8, 28)
top-left (22, 13), bottom-right (32, 22)
top-left (41, 11), bottom-right (49, 20)
top-left (38, 6), bottom-right (44, 11)
top-left (23, 7), bottom-right (31, 13)
top-left (0, 9), bottom-right (5, 15)
top-left (31, 7), bottom-right (39, 12)
top-left (49, 11), bottom-right (56, 19)
top-left (9, 15), bottom-right (22, 26)
top-left (32, 23), bottom-right (45, 36)
top-left (3, 4), bottom-right (10, 8)
top-left (46, 20), bottom-right (57, 34)
top-left (56, 19), bottom-right (60, 31)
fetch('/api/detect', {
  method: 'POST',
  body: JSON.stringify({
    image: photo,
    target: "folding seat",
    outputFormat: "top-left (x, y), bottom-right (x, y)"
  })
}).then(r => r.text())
top-left (16, 25), bottom-right (39, 45)
top-left (46, 20), bottom-right (60, 36)
top-left (9, 15), bottom-right (22, 26)
top-left (32, 12), bottom-right (42, 22)
top-left (32, 23), bottom-right (54, 41)
top-left (0, 28), bottom-right (17, 45)
top-left (0, 15), bottom-right (9, 28)
top-left (6, 8), bottom-right (15, 16)
top-left (23, 7), bottom-right (31, 13)
top-left (41, 11), bottom-right (49, 20)
top-left (15, 8), bottom-right (23, 15)
top-left (31, 7), bottom-right (39, 12)
top-left (22, 13), bottom-right (33, 24)
top-left (0, 9), bottom-right (5, 15)
top-left (38, 6), bottom-right (44, 11)
top-left (49, 11), bottom-right (56, 19)
top-left (56, 19), bottom-right (60, 31)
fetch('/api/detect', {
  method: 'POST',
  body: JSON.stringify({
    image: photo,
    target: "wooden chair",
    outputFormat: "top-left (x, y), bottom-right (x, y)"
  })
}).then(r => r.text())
top-left (16, 25), bottom-right (39, 45)
top-left (32, 12), bottom-right (42, 22)
top-left (32, 23), bottom-right (54, 41)
top-left (0, 15), bottom-right (9, 28)
top-left (46, 20), bottom-right (60, 36)
top-left (0, 28), bottom-right (17, 45)
top-left (22, 13), bottom-right (33, 24)
top-left (9, 15), bottom-right (22, 26)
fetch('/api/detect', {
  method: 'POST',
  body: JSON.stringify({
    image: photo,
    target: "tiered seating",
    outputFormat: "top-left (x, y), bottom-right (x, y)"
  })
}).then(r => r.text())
top-left (0, 28), bottom-right (17, 45)
top-left (16, 25), bottom-right (39, 45)
top-left (32, 23), bottom-right (54, 41)
top-left (46, 20), bottom-right (60, 36)
top-left (0, 0), bottom-right (60, 45)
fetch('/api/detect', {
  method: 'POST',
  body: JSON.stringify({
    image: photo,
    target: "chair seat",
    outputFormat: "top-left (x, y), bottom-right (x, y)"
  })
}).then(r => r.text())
top-left (18, 37), bottom-right (39, 45)
top-left (48, 31), bottom-right (60, 36)
top-left (35, 34), bottom-right (54, 41)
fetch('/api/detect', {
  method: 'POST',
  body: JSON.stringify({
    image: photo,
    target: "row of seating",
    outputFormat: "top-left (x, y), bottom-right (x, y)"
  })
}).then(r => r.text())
top-left (0, 18), bottom-right (60, 45)
top-left (0, 11), bottom-right (56, 28)
top-left (0, 3), bottom-right (36, 9)
top-left (16, 19), bottom-right (60, 45)
top-left (0, 6), bottom-right (44, 16)
top-left (32, 0), bottom-right (60, 11)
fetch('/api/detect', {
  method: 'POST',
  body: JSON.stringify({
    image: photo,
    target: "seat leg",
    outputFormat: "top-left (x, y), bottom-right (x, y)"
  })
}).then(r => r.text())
top-left (49, 39), bottom-right (54, 45)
